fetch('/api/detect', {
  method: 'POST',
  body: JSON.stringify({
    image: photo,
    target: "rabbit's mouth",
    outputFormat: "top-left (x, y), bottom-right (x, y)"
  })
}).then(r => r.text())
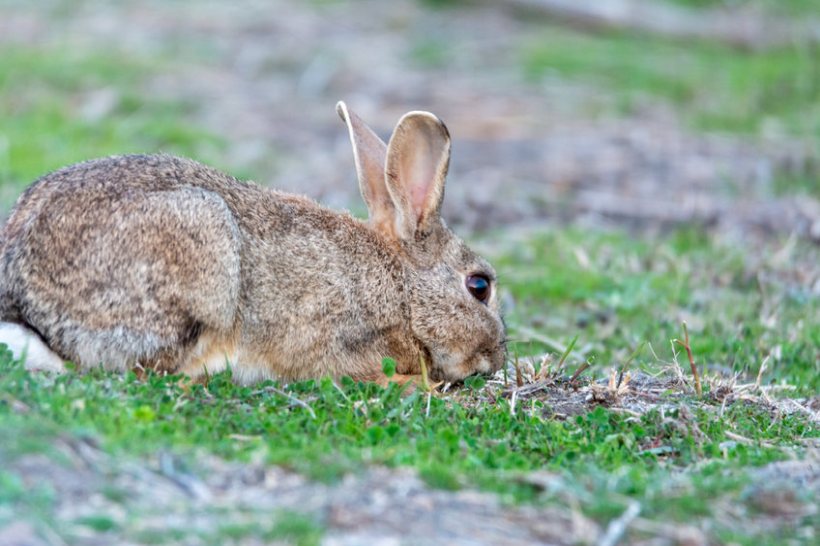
top-left (426, 344), bottom-right (504, 383)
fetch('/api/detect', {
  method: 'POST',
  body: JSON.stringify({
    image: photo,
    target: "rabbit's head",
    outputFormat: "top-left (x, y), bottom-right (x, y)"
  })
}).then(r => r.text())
top-left (337, 102), bottom-right (506, 382)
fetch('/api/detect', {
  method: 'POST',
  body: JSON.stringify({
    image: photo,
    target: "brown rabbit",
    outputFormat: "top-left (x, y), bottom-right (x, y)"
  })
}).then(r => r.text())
top-left (0, 102), bottom-right (506, 384)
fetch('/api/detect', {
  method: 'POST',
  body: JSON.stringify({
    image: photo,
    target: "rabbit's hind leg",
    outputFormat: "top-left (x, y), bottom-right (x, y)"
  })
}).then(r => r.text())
top-left (16, 187), bottom-right (242, 376)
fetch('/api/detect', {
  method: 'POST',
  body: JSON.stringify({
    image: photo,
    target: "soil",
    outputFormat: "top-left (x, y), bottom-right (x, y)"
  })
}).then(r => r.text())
top-left (2, 440), bottom-right (596, 546)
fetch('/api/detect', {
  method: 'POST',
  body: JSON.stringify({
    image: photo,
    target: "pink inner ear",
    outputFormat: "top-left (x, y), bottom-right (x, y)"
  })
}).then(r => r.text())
top-left (408, 147), bottom-right (435, 219)
top-left (410, 182), bottom-right (428, 217)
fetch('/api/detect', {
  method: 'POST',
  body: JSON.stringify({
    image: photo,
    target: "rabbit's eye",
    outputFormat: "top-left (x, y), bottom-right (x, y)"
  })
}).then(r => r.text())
top-left (466, 274), bottom-right (491, 304)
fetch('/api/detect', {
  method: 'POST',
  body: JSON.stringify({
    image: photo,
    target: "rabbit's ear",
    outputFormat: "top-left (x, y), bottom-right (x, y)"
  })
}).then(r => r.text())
top-left (336, 101), bottom-right (395, 232)
top-left (385, 111), bottom-right (450, 240)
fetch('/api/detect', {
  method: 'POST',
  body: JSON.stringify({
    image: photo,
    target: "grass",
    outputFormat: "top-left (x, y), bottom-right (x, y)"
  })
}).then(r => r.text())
top-left (491, 228), bottom-right (819, 394)
top-left (0, 47), bottom-right (225, 206)
top-left (0, 352), bottom-right (817, 542)
top-left (668, 0), bottom-right (820, 17)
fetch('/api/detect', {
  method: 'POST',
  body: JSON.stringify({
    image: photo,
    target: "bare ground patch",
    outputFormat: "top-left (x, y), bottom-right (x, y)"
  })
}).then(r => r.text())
top-left (3, 438), bottom-right (594, 546)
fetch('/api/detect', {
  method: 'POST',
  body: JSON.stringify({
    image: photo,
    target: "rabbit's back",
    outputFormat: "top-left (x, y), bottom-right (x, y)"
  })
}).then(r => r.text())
top-left (0, 155), bottom-right (242, 371)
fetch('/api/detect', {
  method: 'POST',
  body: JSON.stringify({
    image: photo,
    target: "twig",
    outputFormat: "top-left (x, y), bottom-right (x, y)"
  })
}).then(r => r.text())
top-left (264, 386), bottom-right (316, 419)
top-left (735, 383), bottom-right (796, 393)
top-left (608, 407), bottom-right (642, 418)
top-left (419, 354), bottom-right (431, 392)
top-left (725, 430), bottom-right (776, 449)
top-left (785, 399), bottom-right (820, 423)
top-left (754, 355), bottom-right (770, 391)
top-left (598, 501), bottom-right (641, 546)
top-left (569, 359), bottom-right (592, 385)
top-left (674, 322), bottom-right (701, 396)
top-left (509, 389), bottom-right (518, 417)
top-left (332, 380), bottom-right (350, 401)
top-left (425, 391), bottom-right (432, 418)
top-left (536, 353), bottom-right (553, 380)
top-left (718, 395), bottom-right (729, 419)
top-left (514, 355), bottom-right (524, 388)
top-left (668, 339), bottom-right (687, 385)
top-left (514, 380), bottom-right (551, 397)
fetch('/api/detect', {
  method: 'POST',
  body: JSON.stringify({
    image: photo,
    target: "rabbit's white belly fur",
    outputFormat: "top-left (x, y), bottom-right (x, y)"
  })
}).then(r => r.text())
top-left (0, 322), bottom-right (65, 373)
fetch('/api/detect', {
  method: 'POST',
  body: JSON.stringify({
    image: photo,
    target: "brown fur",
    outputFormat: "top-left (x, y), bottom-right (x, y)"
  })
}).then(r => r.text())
top-left (0, 103), bottom-right (506, 384)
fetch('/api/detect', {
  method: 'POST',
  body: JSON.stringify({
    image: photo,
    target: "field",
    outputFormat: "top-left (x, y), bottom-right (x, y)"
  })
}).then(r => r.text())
top-left (0, 1), bottom-right (817, 545)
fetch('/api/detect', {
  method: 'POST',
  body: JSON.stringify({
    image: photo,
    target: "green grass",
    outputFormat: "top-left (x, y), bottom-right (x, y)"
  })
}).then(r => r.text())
top-left (522, 27), bottom-right (819, 140)
top-left (773, 172), bottom-right (820, 198)
top-left (668, 0), bottom-right (820, 17)
top-left (0, 343), bottom-right (816, 543)
top-left (492, 228), bottom-right (819, 394)
top-left (0, 47), bottom-right (225, 207)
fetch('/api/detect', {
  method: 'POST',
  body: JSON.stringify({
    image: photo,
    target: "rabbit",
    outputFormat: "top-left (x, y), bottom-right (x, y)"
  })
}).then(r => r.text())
top-left (0, 102), bottom-right (506, 385)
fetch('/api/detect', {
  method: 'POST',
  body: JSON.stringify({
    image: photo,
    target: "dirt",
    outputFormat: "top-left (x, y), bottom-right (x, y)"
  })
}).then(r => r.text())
top-left (0, 0), bottom-right (817, 241)
top-left (2, 438), bottom-right (596, 546)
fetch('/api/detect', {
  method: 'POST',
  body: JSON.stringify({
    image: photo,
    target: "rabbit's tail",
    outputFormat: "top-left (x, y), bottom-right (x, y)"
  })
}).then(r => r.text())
top-left (0, 322), bottom-right (65, 372)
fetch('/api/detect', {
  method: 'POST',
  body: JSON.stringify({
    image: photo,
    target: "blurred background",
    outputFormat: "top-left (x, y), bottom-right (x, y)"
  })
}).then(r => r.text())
top-left (1, 0), bottom-right (817, 241)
